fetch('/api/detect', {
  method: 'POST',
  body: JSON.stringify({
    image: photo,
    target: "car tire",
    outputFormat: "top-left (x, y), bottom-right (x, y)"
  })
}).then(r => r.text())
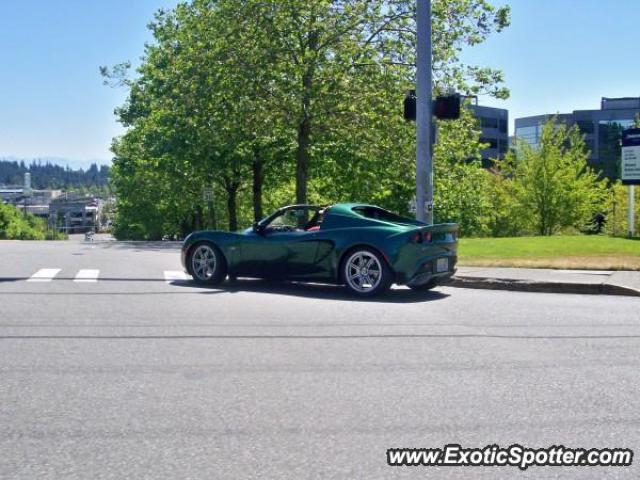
top-left (341, 247), bottom-right (393, 297)
top-left (188, 242), bottom-right (227, 285)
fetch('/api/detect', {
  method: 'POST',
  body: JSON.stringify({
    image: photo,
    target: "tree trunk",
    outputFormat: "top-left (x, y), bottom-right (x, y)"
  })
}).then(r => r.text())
top-left (207, 200), bottom-right (217, 230)
top-left (252, 156), bottom-right (264, 222)
top-left (226, 185), bottom-right (238, 231)
top-left (295, 117), bottom-right (311, 205)
top-left (195, 204), bottom-right (203, 231)
top-left (295, 32), bottom-right (317, 205)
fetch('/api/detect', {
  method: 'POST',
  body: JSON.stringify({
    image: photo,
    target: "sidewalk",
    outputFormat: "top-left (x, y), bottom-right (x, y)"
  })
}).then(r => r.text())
top-left (448, 267), bottom-right (640, 297)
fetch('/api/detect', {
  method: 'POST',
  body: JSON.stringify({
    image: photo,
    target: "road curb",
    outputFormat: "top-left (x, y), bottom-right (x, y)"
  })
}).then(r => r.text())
top-left (446, 276), bottom-right (640, 297)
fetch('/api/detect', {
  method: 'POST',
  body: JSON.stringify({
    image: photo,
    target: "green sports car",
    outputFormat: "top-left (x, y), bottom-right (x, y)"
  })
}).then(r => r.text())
top-left (181, 203), bottom-right (458, 296)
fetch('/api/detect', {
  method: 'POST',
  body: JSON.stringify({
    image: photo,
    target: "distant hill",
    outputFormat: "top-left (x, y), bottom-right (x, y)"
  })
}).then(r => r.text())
top-left (0, 158), bottom-right (110, 189)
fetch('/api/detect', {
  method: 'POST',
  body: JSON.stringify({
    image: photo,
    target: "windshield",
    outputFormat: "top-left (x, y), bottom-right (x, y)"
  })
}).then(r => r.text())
top-left (262, 206), bottom-right (323, 232)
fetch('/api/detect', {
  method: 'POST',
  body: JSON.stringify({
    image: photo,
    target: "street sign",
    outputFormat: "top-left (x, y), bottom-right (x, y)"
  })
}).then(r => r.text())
top-left (203, 188), bottom-right (214, 202)
top-left (621, 128), bottom-right (640, 185)
top-left (408, 197), bottom-right (433, 216)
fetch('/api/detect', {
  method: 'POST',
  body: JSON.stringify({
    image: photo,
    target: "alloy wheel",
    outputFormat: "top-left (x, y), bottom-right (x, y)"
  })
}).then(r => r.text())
top-left (191, 244), bottom-right (217, 281)
top-left (344, 251), bottom-right (382, 293)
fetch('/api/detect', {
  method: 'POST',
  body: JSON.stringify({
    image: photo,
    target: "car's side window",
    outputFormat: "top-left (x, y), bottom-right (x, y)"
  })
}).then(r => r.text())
top-left (264, 208), bottom-right (320, 234)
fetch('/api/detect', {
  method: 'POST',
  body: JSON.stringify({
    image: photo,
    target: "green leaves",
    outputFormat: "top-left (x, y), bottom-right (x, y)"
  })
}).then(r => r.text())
top-left (493, 118), bottom-right (607, 236)
top-left (0, 203), bottom-right (62, 240)
top-left (106, 0), bottom-right (511, 238)
top-left (432, 107), bottom-right (494, 236)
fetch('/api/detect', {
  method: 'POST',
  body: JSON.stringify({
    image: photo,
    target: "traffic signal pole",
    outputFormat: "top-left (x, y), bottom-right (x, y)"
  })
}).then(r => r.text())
top-left (416, 0), bottom-right (433, 224)
top-left (629, 185), bottom-right (636, 237)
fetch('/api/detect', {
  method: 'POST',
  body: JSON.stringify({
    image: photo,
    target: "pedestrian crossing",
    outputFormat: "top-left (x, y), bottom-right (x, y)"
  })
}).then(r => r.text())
top-left (74, 269), bottom-right (100, 283)
top-left (26, 268), bottom-right (61, 282)
top-left (23, 269), bottom-right (191, 284)
top-left (164, 270), bottom-right (189, 283)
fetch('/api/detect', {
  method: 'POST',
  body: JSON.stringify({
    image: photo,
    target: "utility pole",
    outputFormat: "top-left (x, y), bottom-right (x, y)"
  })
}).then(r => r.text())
top-left (23, 172), bottom-right (32, 218)
top-left (416, 0), bottom-right (433, 223)
top-left (621, 128), bottom-right (639, 237)
top-left (629, 185), bottom-right (636, 237)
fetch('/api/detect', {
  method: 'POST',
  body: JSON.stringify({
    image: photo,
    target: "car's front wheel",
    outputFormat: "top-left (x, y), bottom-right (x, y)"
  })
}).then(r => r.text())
top-left (188, 242), bottom-right (227, 285)
top-left (342, 248), bottom-right (393, 297)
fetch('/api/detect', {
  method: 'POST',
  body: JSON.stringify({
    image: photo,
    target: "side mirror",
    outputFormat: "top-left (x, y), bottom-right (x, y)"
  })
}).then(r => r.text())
top-left (252, 222), bottom-right (264, 234)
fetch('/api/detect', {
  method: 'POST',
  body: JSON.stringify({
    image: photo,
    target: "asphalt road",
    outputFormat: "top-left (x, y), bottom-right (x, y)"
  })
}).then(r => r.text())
top-left (1, 239), bottom-right (639, 479)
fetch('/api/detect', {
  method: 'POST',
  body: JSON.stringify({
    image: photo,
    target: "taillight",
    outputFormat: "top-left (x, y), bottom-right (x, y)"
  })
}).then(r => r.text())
top-left (410, 231), bottom-right (432, 243)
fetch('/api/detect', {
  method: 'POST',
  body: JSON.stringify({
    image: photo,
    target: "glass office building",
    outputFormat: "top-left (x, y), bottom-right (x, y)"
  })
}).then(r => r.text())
top-left (467, 101), bottom-right (509, 168)
top-left (514, 97), bottom-right (640, 180)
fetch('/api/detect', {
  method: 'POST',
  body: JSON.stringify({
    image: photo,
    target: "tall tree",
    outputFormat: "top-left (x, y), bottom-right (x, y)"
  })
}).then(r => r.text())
top-left (497, 118), bottom-right (606, 236)
top-left (105, 0), bottom-right (511, 238)
top-left (432, 107), bottom-right (493, 236)
top-left (215, 0), bottom-right (510, 204)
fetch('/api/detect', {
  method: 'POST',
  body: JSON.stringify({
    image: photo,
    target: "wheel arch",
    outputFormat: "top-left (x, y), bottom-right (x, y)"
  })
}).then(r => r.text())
top-left (185, 239), bottom-right (229, 276)
top-left (337, 243), bottom-right (394, 284)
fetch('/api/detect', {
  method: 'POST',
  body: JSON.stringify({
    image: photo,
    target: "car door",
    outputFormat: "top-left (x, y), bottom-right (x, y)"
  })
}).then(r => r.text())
top-left (235, 230), bottom-right (289, 279)
top-left (283, 231), bottom-right (323, 279)
top-left (237, 230), bottom-right (323, 279)
top-left (236, 207), bottom-right (324, 279)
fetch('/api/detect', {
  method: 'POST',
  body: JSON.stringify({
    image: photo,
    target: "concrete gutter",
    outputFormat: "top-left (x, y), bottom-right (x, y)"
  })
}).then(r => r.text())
top-left (447, 267), bottom-right (640, 297)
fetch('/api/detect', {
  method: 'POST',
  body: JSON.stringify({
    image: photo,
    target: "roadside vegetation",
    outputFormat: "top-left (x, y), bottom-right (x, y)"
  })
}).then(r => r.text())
top-left (103, 0), bottom-right (638, 269)
top-left (103, 0), bottom-right (511, 240)
top-left (0, 203), bottom-right (66, 240)
top-left (458, 236), bottom-right (640, 270)
top-left (456, 119), bottom-right (640, 269)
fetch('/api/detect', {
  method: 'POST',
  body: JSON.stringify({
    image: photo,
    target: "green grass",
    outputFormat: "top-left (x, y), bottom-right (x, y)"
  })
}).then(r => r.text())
top-left (458, 235), bottom-right (640, 270)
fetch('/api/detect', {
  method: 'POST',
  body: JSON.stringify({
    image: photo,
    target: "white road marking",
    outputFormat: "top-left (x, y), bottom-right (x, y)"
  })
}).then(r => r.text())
top-left (74, 269), bottom-right (100, 283)
top-left (27, 268), bottom-right (61, 282)
top-left (164, 270), bottom-right (188, 283)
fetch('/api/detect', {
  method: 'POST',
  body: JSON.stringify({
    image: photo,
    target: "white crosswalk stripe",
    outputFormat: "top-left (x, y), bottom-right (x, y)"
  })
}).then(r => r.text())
top-left (164, 270), bottom-right (189, 283)
top-left (25, 269), bottom-right (189, 284)
top-left (74, 269), bottom-right (100, 283)
top-left (27, 268), bottom-right (61, 282)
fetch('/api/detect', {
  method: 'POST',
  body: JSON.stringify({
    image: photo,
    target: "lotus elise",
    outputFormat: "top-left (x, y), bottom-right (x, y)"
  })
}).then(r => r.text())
top-left (181, 203), bottom-right (458, 296)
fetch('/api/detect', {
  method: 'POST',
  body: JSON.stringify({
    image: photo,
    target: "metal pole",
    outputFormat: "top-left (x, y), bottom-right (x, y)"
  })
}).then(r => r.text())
top-left (416, 0), bottom-right (433, 223)
top-left (629, 185), bottom-right (636, 237)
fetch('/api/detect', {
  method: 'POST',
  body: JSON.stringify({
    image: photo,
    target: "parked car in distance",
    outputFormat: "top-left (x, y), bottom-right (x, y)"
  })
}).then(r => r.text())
top-left (181, 203), bottom-right (458, 296)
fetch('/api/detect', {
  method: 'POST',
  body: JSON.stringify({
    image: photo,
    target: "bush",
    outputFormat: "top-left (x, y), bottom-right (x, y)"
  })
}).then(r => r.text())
top-left (605, 181), bottom-right (640, 237)
top-left (493, 118), bottom-right (607, 236)
top-left (0, 202), bottom-right (46, 239)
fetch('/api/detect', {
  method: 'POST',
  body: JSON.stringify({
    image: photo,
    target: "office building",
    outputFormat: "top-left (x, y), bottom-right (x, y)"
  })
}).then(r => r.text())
top-left (515, 97), bottom-right (640, 179)
top-left (467, 100), bottom-right (509, 168)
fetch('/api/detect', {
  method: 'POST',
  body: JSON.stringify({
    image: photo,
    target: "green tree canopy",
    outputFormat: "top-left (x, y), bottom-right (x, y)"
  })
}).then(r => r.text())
top-left (104, 0), bottom-right (511, 239)
top-left (495, 118), bottom-right (607, 236)
top-left (0, 203), bottom-right (64, 240)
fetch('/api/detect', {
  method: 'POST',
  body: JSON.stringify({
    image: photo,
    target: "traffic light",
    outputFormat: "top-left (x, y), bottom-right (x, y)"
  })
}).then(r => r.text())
top-left (403, 92), bottom-right (461, 121)
top-left (404, 90), bottom-right (416, 121)
top-left (434, 94), bottom-right (461, 120)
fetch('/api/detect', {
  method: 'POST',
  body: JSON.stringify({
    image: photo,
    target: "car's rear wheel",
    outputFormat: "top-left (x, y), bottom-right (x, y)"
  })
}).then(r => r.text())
top-left (342, 248), bottom-right (392, 297)
top-left (188, 242), bottom-right (227, 285)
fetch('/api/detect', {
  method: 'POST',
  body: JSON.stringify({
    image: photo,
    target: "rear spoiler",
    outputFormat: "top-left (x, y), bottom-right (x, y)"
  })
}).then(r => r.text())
top-left (408, 223), bottom-right (458, 244)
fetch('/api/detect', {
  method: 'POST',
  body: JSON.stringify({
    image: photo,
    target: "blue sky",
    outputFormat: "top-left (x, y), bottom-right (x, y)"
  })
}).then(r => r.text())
top-left (1, 0), bottom-right (639, 167)
top-left (0, 0), bottom-right (178, 166)
top-left (461, 0), bottom-right (640, 121)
